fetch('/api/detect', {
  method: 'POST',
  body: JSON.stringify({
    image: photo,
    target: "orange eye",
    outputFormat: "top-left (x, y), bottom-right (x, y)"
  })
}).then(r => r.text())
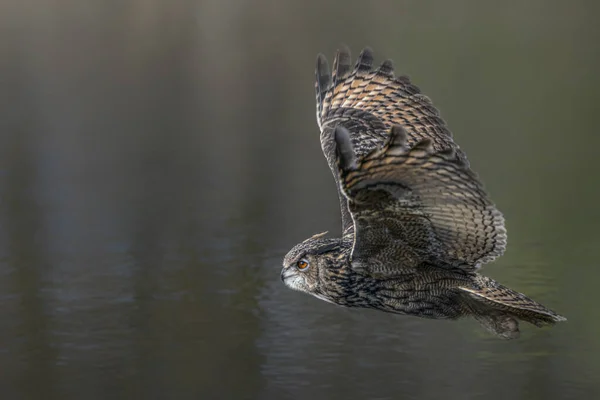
top-left (296, 259), bottom-right (309, 270)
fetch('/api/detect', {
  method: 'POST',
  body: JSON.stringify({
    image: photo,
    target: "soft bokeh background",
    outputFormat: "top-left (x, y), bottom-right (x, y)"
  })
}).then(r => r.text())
top-left (1, 1), bottom-right (599, 399)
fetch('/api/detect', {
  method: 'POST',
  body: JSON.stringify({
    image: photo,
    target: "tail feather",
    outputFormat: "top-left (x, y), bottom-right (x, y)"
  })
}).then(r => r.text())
top-left (460, 275), bottom-right (566, 339)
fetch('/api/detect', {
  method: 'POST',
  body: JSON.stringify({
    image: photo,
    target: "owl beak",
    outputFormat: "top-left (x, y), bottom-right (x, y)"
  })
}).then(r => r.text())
top-left (280, 268), bottom-right (294, 282)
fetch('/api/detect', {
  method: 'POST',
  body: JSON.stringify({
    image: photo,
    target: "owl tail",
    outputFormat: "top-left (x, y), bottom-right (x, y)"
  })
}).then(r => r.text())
top-left (460, 275), bottom-right (566, 339)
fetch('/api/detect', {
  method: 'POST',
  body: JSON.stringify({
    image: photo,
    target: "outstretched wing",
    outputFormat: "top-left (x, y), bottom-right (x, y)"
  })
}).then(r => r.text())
top-left (334, 125), bottom-right (506, 275)
top-left (316, 47), bottom-right (467, 232)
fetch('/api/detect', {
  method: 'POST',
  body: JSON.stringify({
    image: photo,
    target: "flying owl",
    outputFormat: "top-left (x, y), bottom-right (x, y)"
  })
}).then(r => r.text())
top-left (280, 46), bottom-right (566, 339)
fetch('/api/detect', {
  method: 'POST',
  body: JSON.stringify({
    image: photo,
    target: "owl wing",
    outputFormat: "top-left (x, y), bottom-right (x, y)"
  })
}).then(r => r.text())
top-left (316, 47), bottom-right (467, 233)
top-left (334, 125), bottom-right (506, 275)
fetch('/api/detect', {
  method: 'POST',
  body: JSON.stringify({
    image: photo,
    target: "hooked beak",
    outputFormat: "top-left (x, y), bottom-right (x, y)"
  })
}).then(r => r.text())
top-left (280, 267), bottom-right (294, 282)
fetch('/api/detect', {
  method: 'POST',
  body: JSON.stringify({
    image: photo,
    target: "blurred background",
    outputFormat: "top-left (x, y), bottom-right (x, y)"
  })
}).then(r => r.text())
top-left (1, 0), bottom-right (599, 399)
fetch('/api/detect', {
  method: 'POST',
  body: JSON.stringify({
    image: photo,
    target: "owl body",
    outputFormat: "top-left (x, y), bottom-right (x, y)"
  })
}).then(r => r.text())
top-left (281, 47), bottom-right (565, 339)
top-left (315, 260), bottom-right (470, 321)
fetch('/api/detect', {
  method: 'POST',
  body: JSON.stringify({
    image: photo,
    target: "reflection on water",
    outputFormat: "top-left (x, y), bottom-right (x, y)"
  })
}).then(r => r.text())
top-left (1, 1), bottom-right (599, 399)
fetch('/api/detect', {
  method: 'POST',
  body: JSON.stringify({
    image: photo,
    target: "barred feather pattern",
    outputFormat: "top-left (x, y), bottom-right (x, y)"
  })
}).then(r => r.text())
top-left (316, 47), bottom-right (468, 231)
top-left (336, 124), bottom-right (507, 274)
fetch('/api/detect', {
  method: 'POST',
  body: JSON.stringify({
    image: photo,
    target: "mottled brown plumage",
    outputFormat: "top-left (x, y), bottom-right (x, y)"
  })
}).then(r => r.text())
top-left (282, 47), bottom-right (565, 339)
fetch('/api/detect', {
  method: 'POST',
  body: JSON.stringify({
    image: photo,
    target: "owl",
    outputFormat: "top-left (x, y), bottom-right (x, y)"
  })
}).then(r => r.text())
top-left (280, 46), bottom-right (565, 339)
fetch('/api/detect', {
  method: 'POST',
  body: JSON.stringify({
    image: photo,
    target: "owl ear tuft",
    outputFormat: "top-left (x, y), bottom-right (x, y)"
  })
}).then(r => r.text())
top-left (302, 231), bottom-right (328, 243)
top-left (334, 126), bottom-right (356, 171)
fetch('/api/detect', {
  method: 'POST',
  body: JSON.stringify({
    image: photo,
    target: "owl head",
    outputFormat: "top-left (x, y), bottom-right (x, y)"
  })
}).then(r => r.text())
top-left (281, 232), bottom-right (343, 299)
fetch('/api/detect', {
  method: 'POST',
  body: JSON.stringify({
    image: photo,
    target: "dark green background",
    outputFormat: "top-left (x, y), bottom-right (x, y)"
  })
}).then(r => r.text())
top-left (1, 1), bottom-right (598, 399)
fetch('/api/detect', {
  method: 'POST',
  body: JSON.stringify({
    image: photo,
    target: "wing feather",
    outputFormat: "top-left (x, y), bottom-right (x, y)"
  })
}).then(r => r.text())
top-left (335, 125), bottom-right (506, 275)
top-left (316, 47), bottom-right (466, 232)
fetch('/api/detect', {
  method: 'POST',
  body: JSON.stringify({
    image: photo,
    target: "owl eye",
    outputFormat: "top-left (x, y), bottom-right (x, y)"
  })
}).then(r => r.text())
top-left (296, 259), bottom-right (309, 270)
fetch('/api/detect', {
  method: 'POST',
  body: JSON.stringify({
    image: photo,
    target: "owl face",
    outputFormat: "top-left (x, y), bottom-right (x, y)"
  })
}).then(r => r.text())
top-left (280, 252), bottom-right (321, 294)
top-left (281, 235), bottom-right (342, 298)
